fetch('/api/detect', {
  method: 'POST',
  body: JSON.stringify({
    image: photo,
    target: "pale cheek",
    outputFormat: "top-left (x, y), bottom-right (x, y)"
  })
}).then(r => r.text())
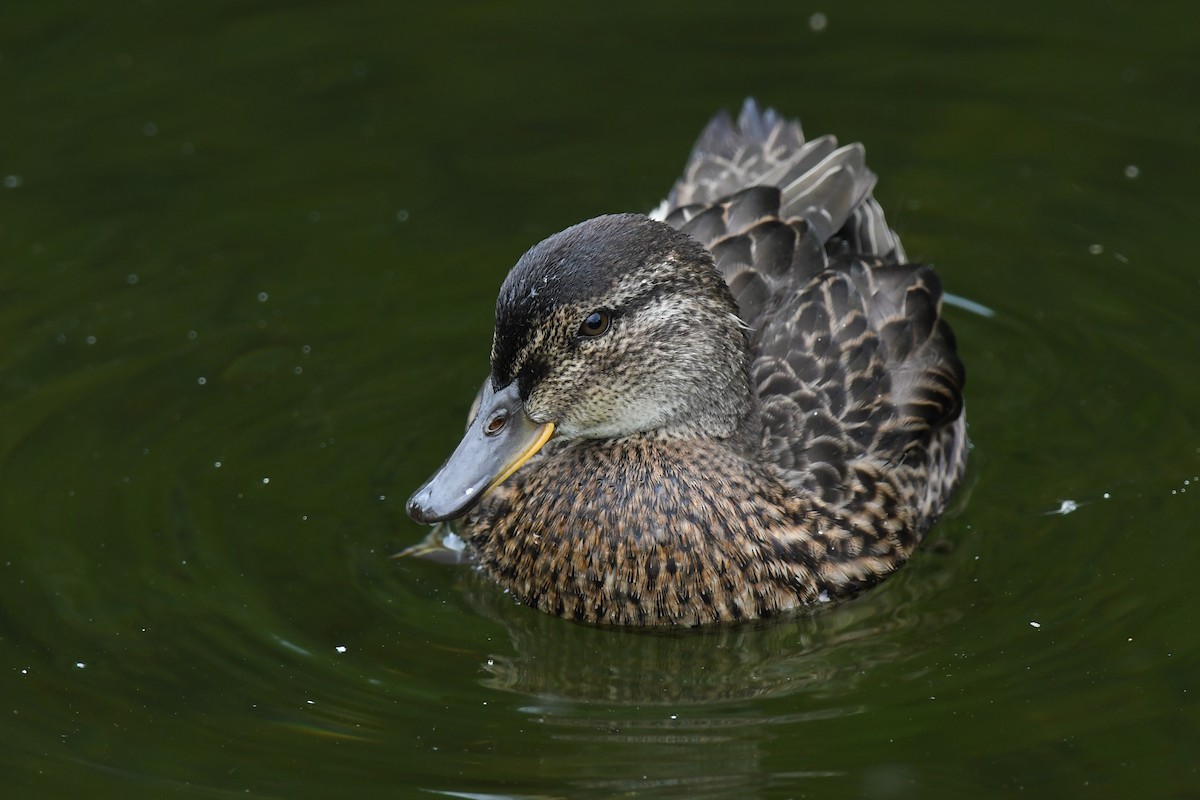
top-left (525, 339), bottom-right (674, 437)
top-left (566, 378), bottom-right (678, 439)
top-left (524, 363), bottom-right (588, 422)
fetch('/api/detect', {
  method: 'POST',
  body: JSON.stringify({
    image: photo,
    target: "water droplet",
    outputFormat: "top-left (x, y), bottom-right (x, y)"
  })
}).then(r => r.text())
top-left (1049, 499), bottom-right (1078, 515)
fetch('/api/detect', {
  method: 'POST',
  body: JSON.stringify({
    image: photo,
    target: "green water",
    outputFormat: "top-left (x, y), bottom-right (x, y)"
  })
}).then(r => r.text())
top-left (2, 2), bottom-right (1197, 797)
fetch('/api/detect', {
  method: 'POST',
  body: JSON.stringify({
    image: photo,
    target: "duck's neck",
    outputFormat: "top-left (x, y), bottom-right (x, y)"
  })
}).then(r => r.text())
top-left (651, 315), bottom-right (760, 451)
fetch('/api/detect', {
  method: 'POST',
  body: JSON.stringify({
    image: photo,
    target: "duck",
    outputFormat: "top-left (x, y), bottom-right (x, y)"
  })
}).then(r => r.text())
top-left (407, 99), bottom-right (967, 627)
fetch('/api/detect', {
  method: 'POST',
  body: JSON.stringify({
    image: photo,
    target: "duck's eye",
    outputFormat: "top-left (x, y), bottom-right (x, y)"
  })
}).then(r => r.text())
top-left (578, 310), bottom-right (611, 338)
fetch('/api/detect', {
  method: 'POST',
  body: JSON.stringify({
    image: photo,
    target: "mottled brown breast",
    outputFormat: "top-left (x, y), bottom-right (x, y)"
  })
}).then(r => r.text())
top-left (463, 435), bottom-right (925, 626)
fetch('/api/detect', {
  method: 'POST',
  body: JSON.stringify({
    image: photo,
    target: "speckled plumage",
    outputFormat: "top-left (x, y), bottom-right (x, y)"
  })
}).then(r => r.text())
top-left (409, 100), bottom-right (967, 626)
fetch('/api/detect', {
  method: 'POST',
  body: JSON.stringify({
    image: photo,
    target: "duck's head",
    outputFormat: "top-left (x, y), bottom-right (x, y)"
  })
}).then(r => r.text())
top-left (407, 213), bottom-right (753, 524)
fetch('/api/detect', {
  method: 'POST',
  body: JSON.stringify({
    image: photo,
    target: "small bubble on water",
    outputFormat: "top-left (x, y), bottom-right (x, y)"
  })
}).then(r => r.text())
top-left (1048, 499), bottom-right (1078, 515)
top-left (197, 376), bottom-right (206, 385)
top-left (308, 210), bottom-right (321, 222)
top-left (335, 645), bottom-right (347, 654)
top-left (293, 366), bottom-right (303, 375)
top-left (1124, 164), bottom-right (1139, 179)
top-left (808, 12), bottom-right (828, 31)
top-left (1030, 621), bottom-right (1041, 629)
top-left (187, 330), bottom-right (197, 340)
top-left (75, 662), bottom-right (86, 669)
top-left (126, 273), bottom-right (139, 285)
top-left (301, 344), bottom-right (312, 354)
top-left (1103, 492), bottom-right (1111, 499)
top-left (85, 335), bottom-right (97, 345)
top-left (262, 477), bottom-right (270, 485)
top-left (396, 209), bottom-right (410, 222)
top-left (1088, 244), bottom-right (1103, 255)
top-left (3, 175), bottom-right (22, 189)
top-left (213, 461), bottom-right (222, 468)
top-left (257, 291), bottom-right (269, 303)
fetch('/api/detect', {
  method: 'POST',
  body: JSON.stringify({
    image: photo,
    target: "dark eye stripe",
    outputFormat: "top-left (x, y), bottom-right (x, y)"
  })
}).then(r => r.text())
top-left (578, 309), bottom-right (611, 337)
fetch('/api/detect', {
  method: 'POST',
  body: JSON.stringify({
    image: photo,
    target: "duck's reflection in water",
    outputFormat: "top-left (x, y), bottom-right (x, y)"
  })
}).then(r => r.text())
top-left (450, 558), bottom-right (962, 799)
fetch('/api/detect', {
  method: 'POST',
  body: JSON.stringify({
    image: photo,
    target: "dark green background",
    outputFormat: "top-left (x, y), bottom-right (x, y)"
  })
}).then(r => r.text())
top-left (1, 2), bottom-right (1197, 798)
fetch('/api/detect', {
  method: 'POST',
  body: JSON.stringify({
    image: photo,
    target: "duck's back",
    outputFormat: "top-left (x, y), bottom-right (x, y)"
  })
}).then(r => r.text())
top-left (654, 100), bottom-right (966, 519)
